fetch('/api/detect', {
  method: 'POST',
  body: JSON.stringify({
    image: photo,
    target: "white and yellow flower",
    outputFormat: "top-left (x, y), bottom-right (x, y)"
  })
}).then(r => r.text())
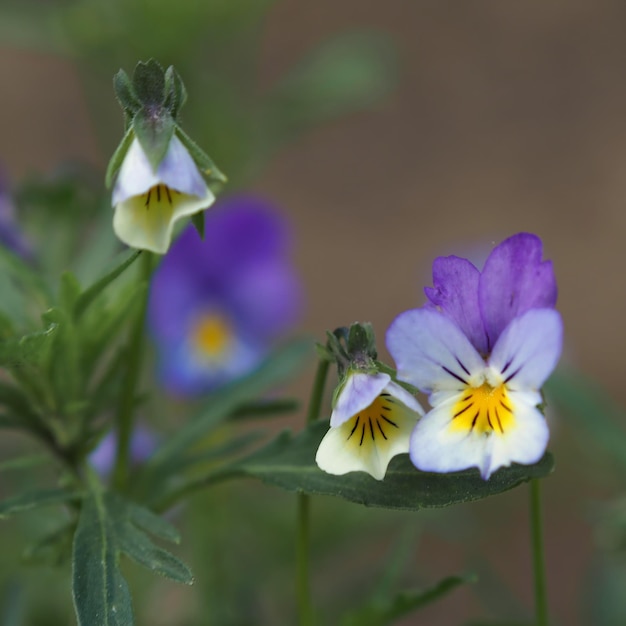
top-left (112, 135), bottom-right (214, 254)
top-left (316, 371), bottom-right (423, 480)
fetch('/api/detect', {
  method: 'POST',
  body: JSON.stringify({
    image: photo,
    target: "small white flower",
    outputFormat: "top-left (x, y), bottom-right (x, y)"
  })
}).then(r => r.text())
top-left (112, 135), bottom-right (214, 254)
top-left (316, 372), bottom-right (423, 481)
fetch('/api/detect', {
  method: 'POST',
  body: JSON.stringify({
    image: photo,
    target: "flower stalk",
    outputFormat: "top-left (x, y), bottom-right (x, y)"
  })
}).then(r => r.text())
top-left (112, 250), bottom-right (153, 489)
top-left (530, 478), bottom-right (549, 626)
top-left (297, 359), bottom-right (329, 626)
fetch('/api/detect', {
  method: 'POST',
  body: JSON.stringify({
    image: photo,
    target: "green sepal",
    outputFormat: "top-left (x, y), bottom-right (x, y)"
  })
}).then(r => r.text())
top-left (113, 69), bottom-right (142, 117)
top-left (163, 66), bottom-right (187, 120)
top-left (105, 126), bottom-right (135, 188)
top-left (132, 59), bottom-right (166, 107)
top-left (175, 125), bottom-right (227, 189)
top-left (191, 210), bottom-right (205, 239)
top-left (347, 322), bottom-right (376, 359)
top-left (132, 107), bottom-right (175, 172)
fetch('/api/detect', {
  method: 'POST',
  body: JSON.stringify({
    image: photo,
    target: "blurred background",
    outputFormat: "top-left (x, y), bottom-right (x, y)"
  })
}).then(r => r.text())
top-left (1, 1), bottom-right (626, 624)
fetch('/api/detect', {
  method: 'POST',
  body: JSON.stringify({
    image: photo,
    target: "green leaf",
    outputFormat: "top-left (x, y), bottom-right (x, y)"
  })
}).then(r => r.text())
top-left (0, 488), bottom-right (81, 519)
top-left (229, 398), bottom-right (300, 421)
top-left (72, 490), bottom-right (192, 626)
top-left (0, 454), bottom-right (50, 473)
top-left (73, 250), bottom-right (141, 321)
top-left (59, 271), bottom-right (82, 312)
top-left (72, 492), bottom-right (133, 626)
top-left (105, 126), bottom-right (135, 188)
top-left (0, 324), bottom-right (57, 370)
top-left (341, 575), bottom-right (473, 626)
top-left (193, 421), bottom-right (554, 510)
top-left (133, 108), bottom-right (175, 171)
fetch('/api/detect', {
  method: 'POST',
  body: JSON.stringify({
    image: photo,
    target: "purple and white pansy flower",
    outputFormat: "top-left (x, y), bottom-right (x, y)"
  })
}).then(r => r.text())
top-left (316, 371), bottom-right (424, 481)
top-left (112, 135), bottom-right (214, 254)
top-left (386, 233), bottom-right (563, 480)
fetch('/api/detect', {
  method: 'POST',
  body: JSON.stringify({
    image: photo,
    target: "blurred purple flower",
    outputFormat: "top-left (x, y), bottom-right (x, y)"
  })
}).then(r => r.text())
top-left (148, 195), bottom-right (303, 395)
top-left (0, 169), bottom-right (33, 260)
top-left (90, 425), bottom-right (158, 477)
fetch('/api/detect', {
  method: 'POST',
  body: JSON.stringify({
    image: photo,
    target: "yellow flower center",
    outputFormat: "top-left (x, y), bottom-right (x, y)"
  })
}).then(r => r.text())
top-left (192, 314), bottom-right (232, 359)
top-left (449, 382), bottom-right (515, 435)
top-left (344, 394), bottom-right (401, 446)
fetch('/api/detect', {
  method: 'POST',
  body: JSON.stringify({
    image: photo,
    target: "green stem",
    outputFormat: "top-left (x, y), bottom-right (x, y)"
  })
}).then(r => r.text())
top-left (112, 251), bottom-right (152, 490)
top-left (530, 479), bottom-right (549, 626)
top-left (297, 359), bottom-right (330, 626)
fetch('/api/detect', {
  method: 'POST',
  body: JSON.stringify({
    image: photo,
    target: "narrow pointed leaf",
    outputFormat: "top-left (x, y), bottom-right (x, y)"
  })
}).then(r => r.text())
top-left (117, 525), bottom-right (193, 585)
top-left (0, 488), bottom-right (81, 519)
top-left (105, 126), bottom-right (135, 188)
top-left (133, 109), bottom-right (175, 171)
top-left (126, 501), bottom-right (181, 544)
top-left (74, 250), bottom-right (141, 321)
top-left (341, 575), bottom-right (473, 626)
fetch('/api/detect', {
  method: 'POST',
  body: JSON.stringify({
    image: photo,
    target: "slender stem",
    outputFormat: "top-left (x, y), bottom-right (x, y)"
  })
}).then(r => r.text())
top-left (530, 479), bottom-right (549, 626)
top-left (112, 251), bottom-right (152, 490)
top-left (297, 359), bottom-right (330, 626)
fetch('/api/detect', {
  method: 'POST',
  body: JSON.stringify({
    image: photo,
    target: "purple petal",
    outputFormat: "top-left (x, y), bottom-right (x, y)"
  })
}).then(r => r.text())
top-left (425, 256), bottom-right (488, 354)
top-left (386, 308), bottom-right (485, 395)
top-left (479, 233), bottom-right (557, 349)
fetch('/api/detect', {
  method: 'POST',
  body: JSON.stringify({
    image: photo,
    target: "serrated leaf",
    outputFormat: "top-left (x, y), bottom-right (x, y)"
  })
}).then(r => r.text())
top-left (0, 488), bottom-right (81, 519)
top-left (72, 492), bottom-right (133, 626)
top-left (195, 421), bottom-right (554, 510)
top-left (341, 575), bottom-right (473, 626)
top-left (72, 490), bottom-right (192, 626)
top-left (73, 250), bottom-right (141, 321)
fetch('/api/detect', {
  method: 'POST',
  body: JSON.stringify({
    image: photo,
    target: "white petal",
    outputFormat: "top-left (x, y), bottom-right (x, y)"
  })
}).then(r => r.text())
top-left (112, 138), bottom-right (160, 205)
top-left (386, 308), bottom-right (486, 395)
top-left (409, 389), bottom-right (549, 480)
top-left (488, 309), bottom-right (563, 391)
top-left (383, 380), bottom-right (425, 415)
top-left (330, 372), bottom-right (390, 427)
top-left (409, 395), bottom-right (495, 477)
top-left (316, 399), bottom-right (416, 480)
top-left (113, 186), bottom-right (214, 254)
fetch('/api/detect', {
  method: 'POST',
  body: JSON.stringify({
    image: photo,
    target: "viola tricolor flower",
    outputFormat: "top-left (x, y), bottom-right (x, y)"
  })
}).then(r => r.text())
top-left (316, 371), bottom-right (423, 480)
top-left (148, 195), bottom-right (302, 395)
top-left (386, 233), bottom-right (563, 479)
top-left (112, 135), bottom-right (214, 254)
